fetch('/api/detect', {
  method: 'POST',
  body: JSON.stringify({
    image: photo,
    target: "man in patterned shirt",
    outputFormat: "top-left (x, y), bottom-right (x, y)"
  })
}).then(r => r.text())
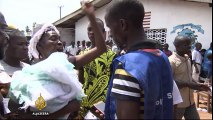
top-left (78, 18), bottom-right (116, 118)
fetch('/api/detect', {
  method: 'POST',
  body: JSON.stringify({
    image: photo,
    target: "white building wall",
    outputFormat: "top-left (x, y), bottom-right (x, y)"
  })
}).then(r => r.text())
top-left (75, 0), bottom-right (212, 50)
top-left (75, 4), bottom-right (110, 43)
top-left (75, 18), bottom-right (88, 42)
top-left (57, 28), bottom-right (75, 46)
top-left (142, 0), bottom-right (212, 50)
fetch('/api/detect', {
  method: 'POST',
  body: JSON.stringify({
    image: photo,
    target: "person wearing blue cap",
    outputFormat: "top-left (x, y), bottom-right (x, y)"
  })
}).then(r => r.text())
top-left (0, 11), bottom-right (8, 120)
top-left (0, 12), bottom-right (7, 27)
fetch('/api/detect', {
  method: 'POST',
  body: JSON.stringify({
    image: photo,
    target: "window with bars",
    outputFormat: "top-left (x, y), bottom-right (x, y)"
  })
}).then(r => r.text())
top-left (107, 11), bottom-right (167, 45)
top-left (145, 29), bottom-right (167, 45)
top-left (143, 12), bottom-right (167, 45)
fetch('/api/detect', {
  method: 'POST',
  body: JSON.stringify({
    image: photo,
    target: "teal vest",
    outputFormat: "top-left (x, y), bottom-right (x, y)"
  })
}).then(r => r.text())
top-left (105, 50), bottom-right (173, 119)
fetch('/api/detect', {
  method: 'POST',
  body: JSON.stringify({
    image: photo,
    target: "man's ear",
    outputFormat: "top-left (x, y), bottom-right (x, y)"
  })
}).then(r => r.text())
top-left (119, 19), bottom-right (128, 31)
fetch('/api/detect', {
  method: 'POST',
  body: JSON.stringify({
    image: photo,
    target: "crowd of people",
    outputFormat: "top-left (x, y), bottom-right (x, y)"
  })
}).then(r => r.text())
top-left (0, 0), bottom-right (212, 120)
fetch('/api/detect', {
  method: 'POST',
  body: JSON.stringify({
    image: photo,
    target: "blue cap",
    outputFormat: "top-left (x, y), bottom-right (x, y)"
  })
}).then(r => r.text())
top-left (0, 12), bottom-right (8, 29)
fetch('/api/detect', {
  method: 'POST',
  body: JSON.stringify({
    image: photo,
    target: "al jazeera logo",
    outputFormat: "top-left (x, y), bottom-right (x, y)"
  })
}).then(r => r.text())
top-left (32, 94), bottom-right (50, 116)
top-left (35, 94), bottom-right (46, 110)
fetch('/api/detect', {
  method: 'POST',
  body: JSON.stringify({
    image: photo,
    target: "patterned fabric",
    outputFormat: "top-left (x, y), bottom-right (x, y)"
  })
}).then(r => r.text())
top-left (111, 63), bottom-right (144, 119)
top-left (79, 49), bottom-right (116, 117)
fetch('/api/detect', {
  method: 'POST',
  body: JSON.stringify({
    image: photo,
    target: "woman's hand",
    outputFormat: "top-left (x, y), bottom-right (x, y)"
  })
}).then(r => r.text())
top-left (72, 0), bottom-right (107, 68)
top-left (190, 82), bottom-right (210, 91)
top-left (48, 100), bottom-right (80, 118)
top-left (81, 0), bottom-right (94, 16)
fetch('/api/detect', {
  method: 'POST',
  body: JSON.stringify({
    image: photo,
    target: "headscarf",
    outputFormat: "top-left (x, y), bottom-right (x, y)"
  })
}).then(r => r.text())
top-left (28, 23), bottom-right (60, 59)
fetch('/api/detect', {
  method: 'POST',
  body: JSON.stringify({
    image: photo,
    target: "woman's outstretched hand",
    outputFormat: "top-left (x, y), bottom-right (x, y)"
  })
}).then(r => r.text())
top-left (81, 0), bottom-right (94, 16)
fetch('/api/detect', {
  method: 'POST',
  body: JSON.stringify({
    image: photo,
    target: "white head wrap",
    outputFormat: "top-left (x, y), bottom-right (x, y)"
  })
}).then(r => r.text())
top-left (28, 23), bottom-right (60, 59)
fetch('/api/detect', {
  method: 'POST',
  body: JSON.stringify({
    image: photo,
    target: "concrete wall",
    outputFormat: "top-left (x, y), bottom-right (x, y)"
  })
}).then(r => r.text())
top-left (75, 0), bottom-right (212, 50)
top-left (57, 28), bottom-right (75, 46)
top-left (75, 3), bottom-right (110, 43)
top-left (142, 0), bottom-right (212, 50)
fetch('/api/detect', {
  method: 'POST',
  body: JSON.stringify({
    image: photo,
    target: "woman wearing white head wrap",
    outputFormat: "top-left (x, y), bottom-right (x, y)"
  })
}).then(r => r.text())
top-left (28, 23), bottom-right (60, 60)
top-left (8, 1), bottom-right (107, 119)
top-left (28, 17), bottom-right (106, 68)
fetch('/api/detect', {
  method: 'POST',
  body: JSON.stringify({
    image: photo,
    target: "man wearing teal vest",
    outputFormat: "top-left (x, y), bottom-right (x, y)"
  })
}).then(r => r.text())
top-left (104, 0), bottom-right (175, 119)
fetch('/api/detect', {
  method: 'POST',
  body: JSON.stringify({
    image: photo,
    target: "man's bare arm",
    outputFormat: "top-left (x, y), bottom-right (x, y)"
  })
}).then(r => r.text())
top-left (116, 99), bottom-right (140, 119)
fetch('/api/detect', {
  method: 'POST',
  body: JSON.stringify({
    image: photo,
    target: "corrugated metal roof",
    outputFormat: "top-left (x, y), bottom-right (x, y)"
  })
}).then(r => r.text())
top-left (185, 0), bottom-right (212, 3)
top-left (53, 0), bottom-right (211, 28)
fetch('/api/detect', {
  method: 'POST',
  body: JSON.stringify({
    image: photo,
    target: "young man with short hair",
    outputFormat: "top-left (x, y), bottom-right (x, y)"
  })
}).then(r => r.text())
top-left (0, 28), bottom-right (29, 97)
top-left (163, 43), bottom-right (172, 57)
top-left (104, 0), bottom-right (182, 119)
top-left (192, 42), bottom-right (203, 82)
top-left (0, 28), bottom-right (29, 119)
top-left (76, 41), bottom-right (81, 55)
top-left (66, 41), bottom-right (78, 56)
top-left (81, 40), bottom-right (86, 51)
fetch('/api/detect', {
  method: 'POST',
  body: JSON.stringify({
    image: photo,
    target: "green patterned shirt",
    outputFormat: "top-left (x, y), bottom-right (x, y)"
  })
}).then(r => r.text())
top-left (80, 49), bottom-right (116, 116)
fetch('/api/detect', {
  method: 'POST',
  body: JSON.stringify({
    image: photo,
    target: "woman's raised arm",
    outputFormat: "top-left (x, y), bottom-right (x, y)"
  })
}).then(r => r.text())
top-left (69, 1), bottom-right (107, 69)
